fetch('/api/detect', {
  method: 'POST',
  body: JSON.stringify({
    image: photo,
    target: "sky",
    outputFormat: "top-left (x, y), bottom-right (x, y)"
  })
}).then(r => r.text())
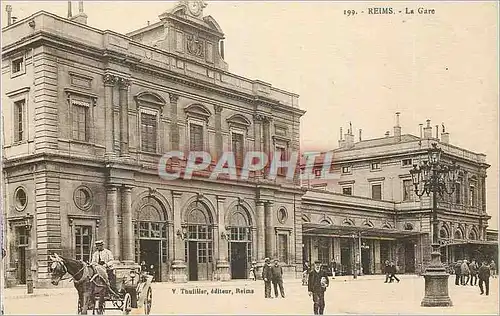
top-left (2, 1), bottom-right (498, 229)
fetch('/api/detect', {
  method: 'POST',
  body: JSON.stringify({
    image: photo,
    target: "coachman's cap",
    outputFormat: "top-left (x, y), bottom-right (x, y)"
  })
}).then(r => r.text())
top-left (264, 257), bottom-right (270, 262)
top-left (95, 240), bottom-right (104, 245)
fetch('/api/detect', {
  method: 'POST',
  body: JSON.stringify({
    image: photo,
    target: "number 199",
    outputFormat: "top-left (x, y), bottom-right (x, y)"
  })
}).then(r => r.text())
top-left (344, 10), bottom-right (356, 16)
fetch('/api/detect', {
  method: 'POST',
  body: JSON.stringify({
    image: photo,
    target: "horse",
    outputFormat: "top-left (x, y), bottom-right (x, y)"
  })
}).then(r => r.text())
top-left (48, 253), bottom-right (111, 314)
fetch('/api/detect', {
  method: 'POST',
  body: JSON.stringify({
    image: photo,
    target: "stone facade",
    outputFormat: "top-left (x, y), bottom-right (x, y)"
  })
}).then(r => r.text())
top-left (2, 2), bottom-right (304, 287)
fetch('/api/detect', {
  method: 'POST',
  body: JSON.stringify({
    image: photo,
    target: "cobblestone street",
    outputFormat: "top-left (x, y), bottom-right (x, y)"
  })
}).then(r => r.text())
top-left (3, 275), bottom-right (498, 315)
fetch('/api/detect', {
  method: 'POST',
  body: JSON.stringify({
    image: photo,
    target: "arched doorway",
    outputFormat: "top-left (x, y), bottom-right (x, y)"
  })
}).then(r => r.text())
top-left (134, 198), bottom-right (168, 282)
top-left (228, 205), bottom-right (252, 279)
top-left (184, 202), bottom-right (213, 281)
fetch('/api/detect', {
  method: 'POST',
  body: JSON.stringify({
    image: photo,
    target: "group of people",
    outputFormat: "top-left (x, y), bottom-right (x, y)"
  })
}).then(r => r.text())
top-left (453, 259), bottom-right (496, 296)
top-left (383, 260), bottom-right (400, 283)
top-left (261, 257), bottom-right (286, 298)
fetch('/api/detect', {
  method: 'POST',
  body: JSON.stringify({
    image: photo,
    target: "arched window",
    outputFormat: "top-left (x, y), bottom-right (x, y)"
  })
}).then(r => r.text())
top-left (469, 229), bottom-right (478, 240)
top-left (440, 227), bottom-right (449, 239)
top-left (454, 229), bottom-right (463, 240)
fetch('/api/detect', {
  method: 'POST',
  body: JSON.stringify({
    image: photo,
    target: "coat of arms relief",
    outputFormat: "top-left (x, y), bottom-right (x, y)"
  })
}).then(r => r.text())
top-left (186, 34), bottom-right (204, 58)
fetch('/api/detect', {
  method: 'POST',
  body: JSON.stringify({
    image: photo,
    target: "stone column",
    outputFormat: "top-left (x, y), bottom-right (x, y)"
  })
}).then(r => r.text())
top-left (118, 78), bottom-right (130, 157)
top-left (256, 201), bottom-right (265, 261)
top-left (106, 186), bottom-right (120, 259)
top-left (214, 105), bottom-right (223, 160)
top-left (216, 196), bottom-right (230, 281)
top-left (121, 186), bottom-right (134, 262)
top-left (333, 238), bottom-right (341, 262)
top-left (171, 191), bottom-right (186, 282)
top-left (169, 94), bottom-right (179, 151)
top-left (264, 201), bottom-right (273, 258)
top-left (253, 115), bottom-right (264, 179)
top-left (374, 240), bottom-right (381, 273)
top-left (103, 74), bottom-right (116, 158)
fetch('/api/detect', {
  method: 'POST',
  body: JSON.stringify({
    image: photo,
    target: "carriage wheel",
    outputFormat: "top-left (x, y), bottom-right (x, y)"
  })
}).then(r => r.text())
top-left (144, 287), bottom-right (152, 315)
top-left (122, 293), bottom-right (132, 315)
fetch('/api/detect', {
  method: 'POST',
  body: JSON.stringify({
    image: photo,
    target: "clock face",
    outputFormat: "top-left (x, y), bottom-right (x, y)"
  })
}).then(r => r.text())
top-left (188, 1), bottom-right (202, 16)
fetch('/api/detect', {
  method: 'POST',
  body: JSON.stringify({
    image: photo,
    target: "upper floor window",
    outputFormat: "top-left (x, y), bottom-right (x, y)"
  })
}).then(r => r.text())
top-left (371, 183), bottom-right (382, 200)
top-left (342, 166), bottom-right (352, 174)
top-left (231, 132), bottom-right (244, 167)
top-left (72, 100), bottom-right (90, 142)
top-left (402, 159), bottom-right (412, 167)
top-left (11, 57), bottom-right (25, 76)
top-left (189, 123), bottom-right (204, 151)
top-left (371, 162), bottom-right (381, 170)
top-left (469, 185), bottom-right (476, 207)
top-left (454, 182), bottom-right (461, 204)
top-left (140, 112), bottom-right (158, 153)
top-left (13, 99), bottom-right (26, 142)
top-left (276, 145), bottom-right (288, 176)
top-left (342, 186), bottom-right (352, 196)
top-left (403, 179), bottom-right (415, 201)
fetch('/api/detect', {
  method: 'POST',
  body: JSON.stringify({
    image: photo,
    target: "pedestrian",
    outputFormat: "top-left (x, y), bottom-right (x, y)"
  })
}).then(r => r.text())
top-left (454, 260), bottom-right (462, 285)
top-left (308, 260), bottom-right (329, 315)
top-left (383, 260), bottom-right (391, 283)
top-left (262, 257), bottom-right (272, 298)
top-left (250, 261), bottom-right (257, 281)
top-left (469, 259), bottom-right (478, 286)
top-left (388, 261), bottom-right (400, 283)
top-left (330, 258), bottom-right (337, 279)
top-left (478, 261), bottom-right (490, 295)
top-left (489, 260), bottom-right (496, 278)
top-left (461, 259), bottom-right (470, 285)
top-left (271, 259), bottom-right (285, 298)
top-left (302, 261), bottom-right (310, 286)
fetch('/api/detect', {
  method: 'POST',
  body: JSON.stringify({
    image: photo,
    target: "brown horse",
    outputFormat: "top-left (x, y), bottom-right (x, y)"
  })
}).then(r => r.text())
top-left (49, 253), bottom-right (110, 314)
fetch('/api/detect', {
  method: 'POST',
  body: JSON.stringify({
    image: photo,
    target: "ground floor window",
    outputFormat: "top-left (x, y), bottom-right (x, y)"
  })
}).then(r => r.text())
top-left (74, 225), bottom-right (92, 263)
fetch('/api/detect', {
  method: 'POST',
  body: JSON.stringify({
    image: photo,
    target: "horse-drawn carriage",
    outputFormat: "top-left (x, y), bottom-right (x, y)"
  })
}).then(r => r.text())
top-left (49, 254), bottom-right (153, 315)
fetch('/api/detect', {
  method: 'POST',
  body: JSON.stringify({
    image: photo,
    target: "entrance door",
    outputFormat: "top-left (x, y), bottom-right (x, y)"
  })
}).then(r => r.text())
top-left (361, 248), bottom-right (370, 275)
top-left (404, 242), bottom-right (416, 273)
top-left (17, 246), bottom-right (26, 284)
top-left (230, 242), bottom-right (247, 279)
top-left (140, 240), bottom-right (160, 282)
top-left (188, 241), bottom-right (198, 281)
top-left (340, 245), bottom-right (351, 275)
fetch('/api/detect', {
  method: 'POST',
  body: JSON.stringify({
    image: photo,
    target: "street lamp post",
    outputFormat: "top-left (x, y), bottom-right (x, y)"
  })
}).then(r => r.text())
top-left (410, 143), bottom-right (459, 307)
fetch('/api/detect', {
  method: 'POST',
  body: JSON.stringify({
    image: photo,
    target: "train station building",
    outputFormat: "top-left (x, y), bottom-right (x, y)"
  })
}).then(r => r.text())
top-left (2, 1), bottom-right (497, 288)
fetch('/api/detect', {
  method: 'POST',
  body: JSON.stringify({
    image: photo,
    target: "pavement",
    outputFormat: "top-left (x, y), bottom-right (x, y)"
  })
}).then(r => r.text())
top-left (3, 275), bottom-right (499, 315)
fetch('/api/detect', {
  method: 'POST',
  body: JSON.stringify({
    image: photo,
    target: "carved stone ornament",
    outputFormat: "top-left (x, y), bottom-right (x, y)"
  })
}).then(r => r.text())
top-left (103, 74), bottom-right (118, 86)
top-left (214, 104), bottom-right (223, 114)
top-left (186, 34), bottom-right (204, 58)
top-left (169, 93), bottom-right (179, 103)
top-left (117, 77), bottom-right (131, 89)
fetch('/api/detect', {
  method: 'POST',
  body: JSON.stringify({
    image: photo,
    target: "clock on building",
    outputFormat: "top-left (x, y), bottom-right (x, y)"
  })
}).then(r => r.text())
top-left (187, 0), bottom-right (204, 17)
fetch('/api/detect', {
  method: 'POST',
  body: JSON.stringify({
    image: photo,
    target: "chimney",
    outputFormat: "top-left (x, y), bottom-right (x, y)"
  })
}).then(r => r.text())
top-left (435, 125), bottom-right (439, 140)
top-left (219, 40), bottom-right (225, 60)
top-left (384, 131), bottom-right (390, 138)
top-left (423, 119), bottom-right (433, 139)
top-left (71, 0), bottom-right (88, 24)
top-left (6, 5), bottom-right (12, 26)
top-left (394, 112), bottom-right (401, 142)
top-left (359, 129), bottom-right (362, 142)
top-left (67, 1), bottom-right (72, 18)
top-left (419, 123), bottom-right (423, 139)
top-left (441, 123), bottom-right (450, 144)
top-left (338, 127), bottom-right (346, 148)
top-left (344, 123), bottom-right (355, 148)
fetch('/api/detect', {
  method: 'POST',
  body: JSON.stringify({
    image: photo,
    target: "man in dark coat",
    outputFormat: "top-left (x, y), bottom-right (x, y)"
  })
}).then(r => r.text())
top-left (469, 259), bottom-right (479, 286)
top-left (308, 260), bottom-right (329, 315)
top-left (454, 260), bottom-right (462, 286)
top-left (388, 261), bottom-right (400, 283)
top-left (271, 259), bottom-right (285, 298)
top-left (262, 257), bottom-right (273, 298)
top-left (478, 261), bottom-right (491, 295)
top-left (383, 260), bottom-right (391, 283)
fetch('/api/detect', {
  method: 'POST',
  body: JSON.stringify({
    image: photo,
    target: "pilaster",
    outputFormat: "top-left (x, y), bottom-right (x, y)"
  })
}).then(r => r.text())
top-left (374, 240), bottom-right (381, 273)
top-left (121, 186), bottom-right (134, 262)
top-left (118, 78), bottom-right (130, 157)
top-left (264, 201), bottom-right (273, 258)
top-left (256, 201), bottom-right (265, 262)
top-left (171, 191), bottom-right (187, 282)
top-left (216, 196), bottom-right (230, 281)
top-left (169, 94), bottom-right (180, 151)
top-left (106, 186), bottom-right (120, 259)
top-left (214, 105), bottom-right (223, 160)
top-left (103, 74), bottom-right (117, 158)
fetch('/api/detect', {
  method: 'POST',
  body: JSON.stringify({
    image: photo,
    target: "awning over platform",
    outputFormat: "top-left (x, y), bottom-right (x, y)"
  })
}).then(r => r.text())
top-left (446, 240), bottom-right (498, 247)
top-left (302, 223), bottom-right (425, 239)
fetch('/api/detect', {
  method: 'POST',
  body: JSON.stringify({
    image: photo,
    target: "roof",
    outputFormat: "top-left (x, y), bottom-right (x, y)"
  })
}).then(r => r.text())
top-left (334, 134), bottom-right (422, 152)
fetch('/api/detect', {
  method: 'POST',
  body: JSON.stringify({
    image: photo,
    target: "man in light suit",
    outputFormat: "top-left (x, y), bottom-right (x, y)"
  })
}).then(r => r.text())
top-left (91, 240), bottom-right (116, 292)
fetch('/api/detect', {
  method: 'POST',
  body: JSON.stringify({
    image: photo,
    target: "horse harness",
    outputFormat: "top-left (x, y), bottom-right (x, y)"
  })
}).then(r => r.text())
top-left (52, 261), bottom-right (105, 287)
